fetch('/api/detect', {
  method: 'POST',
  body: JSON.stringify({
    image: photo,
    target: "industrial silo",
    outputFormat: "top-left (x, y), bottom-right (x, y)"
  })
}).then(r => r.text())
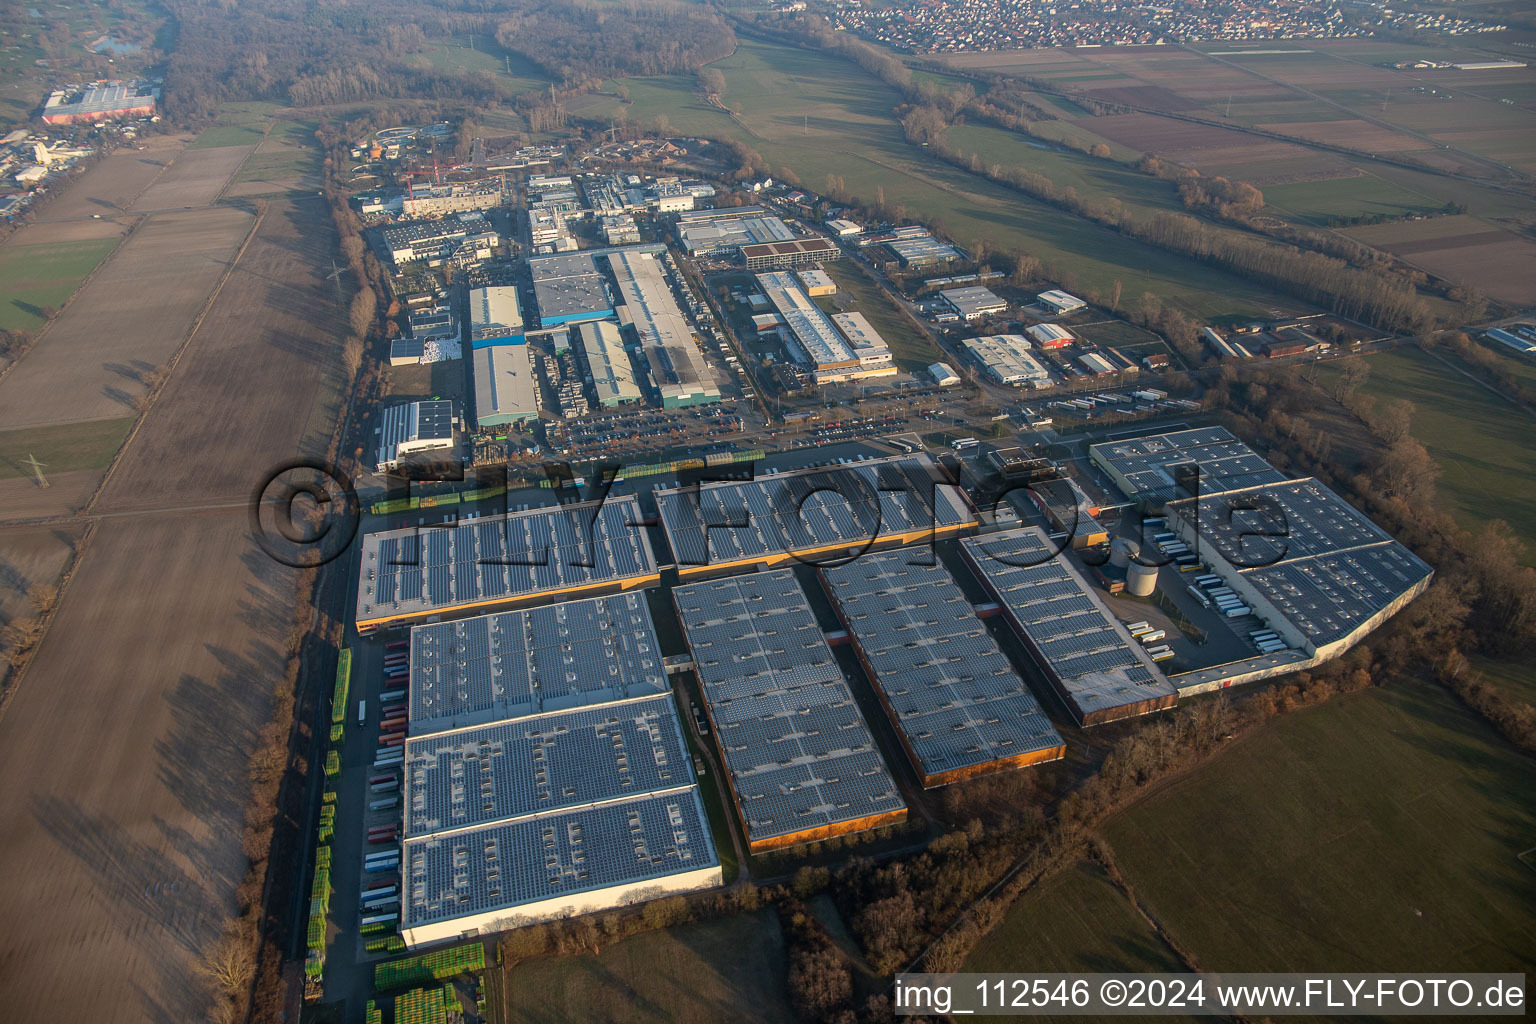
top-left (1126, 559), bottom-right (1158, 597)
top-left (1109, 537), bottom-right (1141, 569)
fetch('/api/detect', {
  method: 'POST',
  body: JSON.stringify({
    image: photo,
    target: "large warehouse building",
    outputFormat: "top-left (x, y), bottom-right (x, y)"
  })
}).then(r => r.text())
top-left (960, 334), bottom-right (1053, 388)
top-left (1163, 478), bottom-right (1433, 665)
top-left (406, 593), bottom-right (667, 734)
top-left (676, 209), bottom-right (795, 257)
top-left (399, 695), bottom-right (719, 945)
top-left (757, 273), bottom-right (892, 383)
top-left (821, 552), bottom-right (1066, 786)
top-left (607, 250), bottom-right (721, 408)
top-left (673, 571), bottom-right (907, 851)
top-left (40, 80), bottom-right (157, 124)
top-left (529, 252), bottom-right (615, 327)
top-left (1088, 426), bottom-right (1288, 509)
top-left (961, 528), bottom-right (1178, 726)
top-left (471, 341), bottom-right (537, 430)
top-left (376, 399), bottom-right (457, 471)
top-left (576, 320), bottom-right (642, 407)
top-left (653, 454), bottom-right (977, 578)
top-left (355, 497), bottom-right (659, 632)
top-left (468, 285), bottom-right (524, 345)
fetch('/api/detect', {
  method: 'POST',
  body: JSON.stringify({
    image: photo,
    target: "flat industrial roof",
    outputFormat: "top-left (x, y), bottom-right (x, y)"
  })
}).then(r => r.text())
top-left (820, 552), bottom-right (1065, 783)
top-left (961, 334), bottom-right (1052, 385)
top-left (606, 250), bottom-right (719, 405)
top-left (529, 252), bottom-right (613, 324)
top-left (1165, 478), bottom-right (1433, 647)
top-left (576, 320), bottom-right (643, 405)
top-left (941, 286), bottom-right (1007, 317)
top-left (757, 271), bottom-right (856, 368)
top-left (402, 788), bottom-right (715, 930)
top-left (654, 454), bottom-right (975, 573)
top-left (673, 570), bottom-right (906, 847)
top-left (961, 527), bottom-right (1177, 724)
top-left (407, 592), bottom-right (667, 733)
top-left (472, 342), bottom-right (537, 428)
top-left (404, 693), bottom-right (690, 837)
top-left (1089, 426), bottom-right (1287, 503)
top-left (355, 497), bottom-right (658, 627)
top-left (469, 285), bottom-right (523, 339)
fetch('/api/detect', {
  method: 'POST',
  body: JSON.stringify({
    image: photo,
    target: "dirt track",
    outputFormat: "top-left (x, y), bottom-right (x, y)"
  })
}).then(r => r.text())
top-left (130, 145), bottom-right (257, 213)
top-left (0, 180), bottom-right (345, 1021)
top-left (0, 206), bottom-right (254, 430)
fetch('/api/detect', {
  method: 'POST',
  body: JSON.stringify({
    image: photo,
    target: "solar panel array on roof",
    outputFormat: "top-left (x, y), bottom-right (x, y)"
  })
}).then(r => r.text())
top-left (409, 593), bottom-right (666, 732)
top-left (403, 789), bottom-right (714, 929)
top-left (673, 571), bottom-right (905, 848)
top-left (654, 455), bottom-right (974, 573)
top-left (961, 528), bottom-right (1177, 724)
top-left (821, 551), bottom-right (1065, 782)
top-left (1165, 478), bottom-right (1433, 648)
top-left (1089, 426), bottom-right (1287, 504)
top-left (404, 694), bottom-right (688, 835)
top-left (356, 498), bottom-right (658, 627)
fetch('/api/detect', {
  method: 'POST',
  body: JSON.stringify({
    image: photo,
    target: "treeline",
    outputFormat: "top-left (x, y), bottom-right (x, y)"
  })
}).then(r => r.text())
top-left (493, 0), bottom-right (734, 87)
top-left (916, 125), bottom-right (1434, 331)
top-left (1427, 331), bottom-right (1536, 407)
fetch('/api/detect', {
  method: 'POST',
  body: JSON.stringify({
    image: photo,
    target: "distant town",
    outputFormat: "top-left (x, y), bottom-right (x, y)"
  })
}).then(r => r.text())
top-left (815, 0), bottom-right (1507, 52)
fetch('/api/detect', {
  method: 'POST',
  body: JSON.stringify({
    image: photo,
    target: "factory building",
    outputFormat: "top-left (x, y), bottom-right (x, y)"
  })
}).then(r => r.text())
top-left (1163, 478), bottom-right (1434, 664)
top-left (881, 226), bottom-right (963, 267)
top-left (829, 313), bottom-right (896, 377)
top-left (576, 320), bottom-right (642, 407)
top-left (607, 250), bottom-right (721, 408)
top-left (407, 593), bottom-right (667, 734)
top-left (676, 210), bottom-right (795, 257)
top-left (1028, 477), bottom-right (1108, 548)
top-left (375, 400), bottom-right (457, 471)
top-left (940, 286), bottom-right (1008, 321)
top-left (354, 497), bottom-right (659, 632)
top-left (40, 80), bottom-right (157, 124)
top-left (399, 694), bottom-right (719, 946)
top-left (401, 178), bottom-right (506, 218)
top-left (1079, 351), bottom-right (1118, 376)
top-left (962, 528), bottom-right (1179, 726)
top-left (673, 571), bottom-right (907, 851)
top-left (1088, 426), bottom-right (1287, 509)
top-left (472, 341), bottom-right (537, 430)
top-left (1090, 427), bottom-right (1433, 695)
top-left (742, 237), bottom-right (840, 270)
top-left (468, 286), bottom-right (524, 345)
top-left (821, 552), bottom-right (1066, 786)
top-left (654, 454), bottom-right (977, 578)
top-left (757, 272), bottom-right (889, 383)
top-left (929, 362), bottom-right (960, 387)
top-left (1037, 290), bottom-right (1086, 315)
top-left (1025, 323), bottom-right (1074, 348)
top-left (529, 252), bottom-right (614, 327)
top-left (797, 269), bottom-right (838, 296)
top-left (959, 334), bottom-right (1053, 388)
top-left (601, 215), bottom-right (642, 245)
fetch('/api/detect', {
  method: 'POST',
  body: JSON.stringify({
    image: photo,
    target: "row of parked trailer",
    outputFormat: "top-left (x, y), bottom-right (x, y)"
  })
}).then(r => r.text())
top-left (1189, 574), bottom-right (1253, 619)
top-left (1125, 620), bottom-right (1176, 662)
top-left (1249, 629), bottom-right (1288, 655)
top-left (363, 637), bottom-right (410, 922)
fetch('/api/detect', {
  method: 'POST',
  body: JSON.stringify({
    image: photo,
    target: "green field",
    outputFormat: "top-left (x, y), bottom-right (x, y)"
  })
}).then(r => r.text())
top-left (964, 861), bottom-right (1185, 975)
top-left (978, 679), bottom-right (1536, 982)
top-left (942, 123), bottom-right (1180, 211)
top-left (818, 261), bottom-right (944, 371)
top-left (189, 123), bottom-right (266, 150)
top-left (1261, 173), bottom-right (1445, 224)
top-left (0, 238), bottom-right (121, 332)
top-left (1328, 346), bottom-right (1536, 563)
top-left (565, 38), bottom-right (1291, 318)
top-left (501, 908), bottom-right (794, 1024)
top-left (1100, 681), bottom-right (1536, 972)
top-left (406, 36), bottom-right (549, 96)
top-left (0, 416), bottom-right (136, 479)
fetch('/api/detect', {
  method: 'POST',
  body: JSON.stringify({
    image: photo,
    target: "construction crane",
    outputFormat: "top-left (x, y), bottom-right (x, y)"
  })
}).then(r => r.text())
top-left (22, 453), bottom-right (48, 488)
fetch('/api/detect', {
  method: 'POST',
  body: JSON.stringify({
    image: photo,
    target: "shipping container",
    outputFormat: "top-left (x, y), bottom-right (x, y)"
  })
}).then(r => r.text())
top-left (380, 688), bottom-right (406, 703)
top-left (361, 885), bottom-right (398, 900)
top-left (360, 913), bottom-right (399, 926)
top-left (369, 796), bottom-right (399, 812)
top-left (1186, 586), bottom-right (1212, 608)
top-left (1124, 621), bottom-right (1151, 633)
top-left (1139, 630), bottom-right (1167, 644)
top-left (1224, 605), bottom-right (1252, 618)
top-left (385, 639), bottom-right (409, 652)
